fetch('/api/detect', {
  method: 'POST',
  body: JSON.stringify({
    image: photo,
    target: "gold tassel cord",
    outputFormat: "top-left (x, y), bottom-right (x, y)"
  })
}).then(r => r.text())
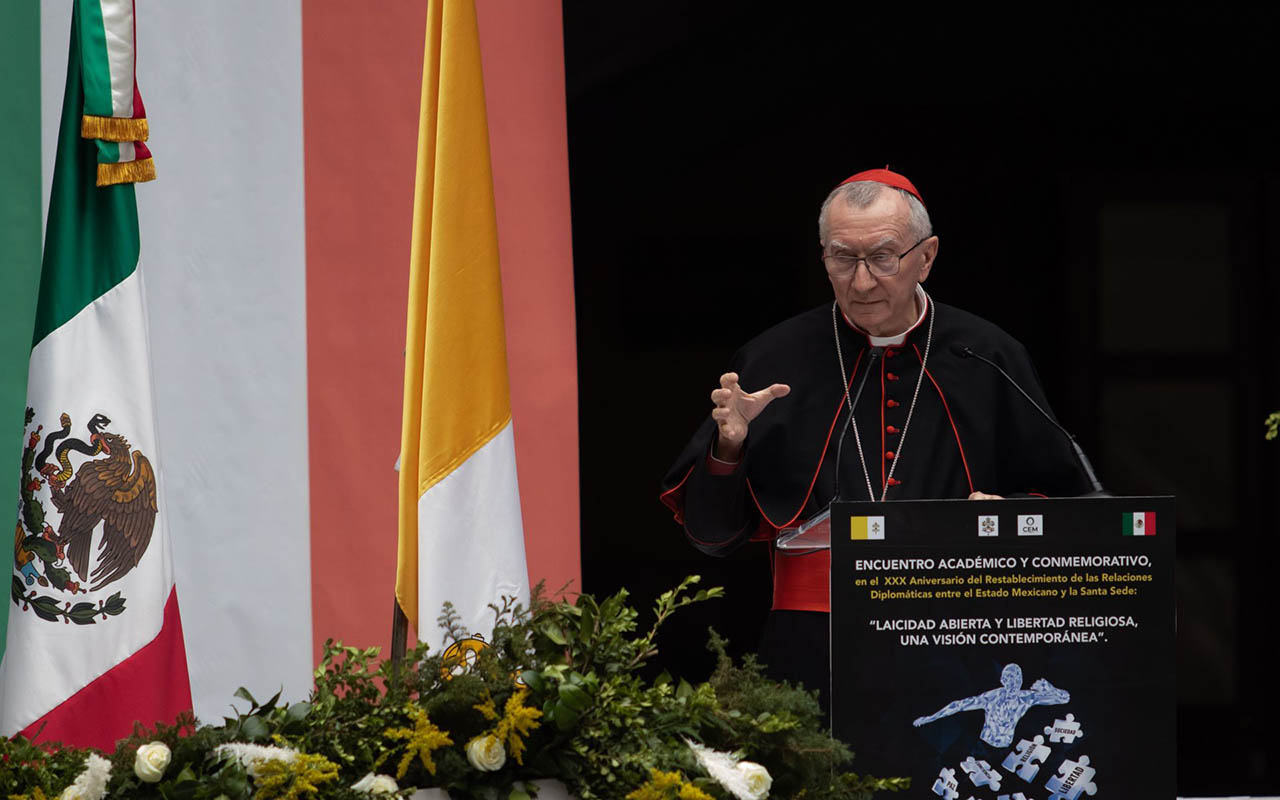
top-left (81, 114), bottom-right (149, 142)
top-left (97, 157), bottom-right (156, 187)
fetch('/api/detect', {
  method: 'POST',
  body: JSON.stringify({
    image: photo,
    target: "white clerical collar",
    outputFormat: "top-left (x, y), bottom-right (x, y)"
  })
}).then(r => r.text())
top-left (842, 284), bottom-right (930, 346)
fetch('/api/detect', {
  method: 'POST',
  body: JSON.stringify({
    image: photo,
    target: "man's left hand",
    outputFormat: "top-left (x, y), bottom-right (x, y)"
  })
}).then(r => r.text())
top-left (968, 491), bottom-right (1003, 500)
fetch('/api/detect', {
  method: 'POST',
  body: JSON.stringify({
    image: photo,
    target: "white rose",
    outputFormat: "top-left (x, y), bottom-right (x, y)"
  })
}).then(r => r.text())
top-left (465, 735), bottom-right (507, 772)
top-left (351, 773), bottom-right (400, 794)
top-left (736, 761), bottom-right (772, 799)
top-left (133, 742), bottom-right (172, 784)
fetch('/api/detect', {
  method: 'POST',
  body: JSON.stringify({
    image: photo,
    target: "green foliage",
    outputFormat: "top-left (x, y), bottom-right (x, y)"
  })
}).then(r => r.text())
top-left (700, 632), bottom-right (908, 799)
top-left (0, 578), bottom-right (905, 800)
top-left (0, 733), bottom-right (92, 797)
top-left (1266, 411), bottom-right (1279, 441)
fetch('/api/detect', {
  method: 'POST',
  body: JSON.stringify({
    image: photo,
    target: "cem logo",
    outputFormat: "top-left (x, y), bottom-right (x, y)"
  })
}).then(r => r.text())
top-left (1018, 514), bottom-right (1044, 536)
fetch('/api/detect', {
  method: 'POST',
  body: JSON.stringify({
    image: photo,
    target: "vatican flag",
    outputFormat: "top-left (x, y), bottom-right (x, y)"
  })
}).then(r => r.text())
top-left (395, 0), bottom-right (528, 641)
top-left (850, 516), bottom-right (886, 541)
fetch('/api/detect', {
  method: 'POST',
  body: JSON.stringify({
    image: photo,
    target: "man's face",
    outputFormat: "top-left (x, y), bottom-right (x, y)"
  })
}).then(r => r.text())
top-left (823, 190), bottom-right (937, 337)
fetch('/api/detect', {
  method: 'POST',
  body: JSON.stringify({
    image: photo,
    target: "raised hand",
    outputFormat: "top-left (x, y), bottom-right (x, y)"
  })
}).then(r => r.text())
top-left (709, 372), bottom-right (790, 462)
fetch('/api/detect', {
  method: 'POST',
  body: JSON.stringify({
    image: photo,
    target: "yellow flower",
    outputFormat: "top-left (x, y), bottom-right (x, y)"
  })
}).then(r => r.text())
top-left (678, 785), bottom-right (715, 800)
top-left (473, 694), bottom-right (498, 721)
top-left (384, 706), bottom-right (455, 778)
top-left (626, 769), bottom-right (713, 800)
top-left (491, 687), bottom-right (542, 765)
top-left (251, 752), bottom-right (339, 800)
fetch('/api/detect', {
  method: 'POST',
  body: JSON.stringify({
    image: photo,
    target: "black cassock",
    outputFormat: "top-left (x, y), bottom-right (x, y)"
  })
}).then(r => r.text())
top-left (660, 294), bottom-right (1089, 710)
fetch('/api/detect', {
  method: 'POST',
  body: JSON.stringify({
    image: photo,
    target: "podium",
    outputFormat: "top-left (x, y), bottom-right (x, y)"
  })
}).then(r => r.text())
top-left (821, 497), bottom-right (1175, 799)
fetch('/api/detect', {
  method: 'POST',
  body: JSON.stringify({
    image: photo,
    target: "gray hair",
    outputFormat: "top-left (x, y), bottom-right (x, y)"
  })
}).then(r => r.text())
top-left (817, 181), bottom-right (933, 245)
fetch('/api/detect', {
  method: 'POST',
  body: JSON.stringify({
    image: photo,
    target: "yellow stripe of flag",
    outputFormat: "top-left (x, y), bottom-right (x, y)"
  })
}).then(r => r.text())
top-left (396, 0), bottom-right (514, 629)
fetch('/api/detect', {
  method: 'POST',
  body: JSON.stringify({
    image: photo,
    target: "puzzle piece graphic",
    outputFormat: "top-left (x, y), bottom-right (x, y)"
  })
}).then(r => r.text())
top-left (960, 756), bottom-right (1003, 792)
top-left (997, 794), bottom-right (1030, 800)
top-left (1044, 713), bottom-right (1085, 744)
top-left (932, 767), bottom-right (960, 800)
top-left (1002, 734), bottom-right (1052, 782)
top-left (1044, 754), bottom-right (1097, 800)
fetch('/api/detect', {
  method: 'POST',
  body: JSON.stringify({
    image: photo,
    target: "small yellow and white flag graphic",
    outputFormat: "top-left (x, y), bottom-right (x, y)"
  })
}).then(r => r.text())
top-left (850, 516), bottom-right (886, 540)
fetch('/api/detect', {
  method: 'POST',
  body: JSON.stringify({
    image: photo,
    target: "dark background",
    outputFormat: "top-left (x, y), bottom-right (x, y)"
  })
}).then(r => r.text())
top-left (562, 3), bottom-right (1279, 794)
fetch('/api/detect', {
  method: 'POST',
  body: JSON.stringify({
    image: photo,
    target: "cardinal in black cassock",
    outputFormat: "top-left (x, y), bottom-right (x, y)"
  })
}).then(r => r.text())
top-left (660, 169), bottom-right (1089, 712)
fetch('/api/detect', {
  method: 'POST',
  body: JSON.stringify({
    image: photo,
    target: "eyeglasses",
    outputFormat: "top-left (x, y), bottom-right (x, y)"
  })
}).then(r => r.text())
top-left (822, 235), bottom-right (932, 278)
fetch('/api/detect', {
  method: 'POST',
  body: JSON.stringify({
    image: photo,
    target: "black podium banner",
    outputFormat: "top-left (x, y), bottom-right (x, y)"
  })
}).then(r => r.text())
top-left (830, 497), bottom-right (1174, 800)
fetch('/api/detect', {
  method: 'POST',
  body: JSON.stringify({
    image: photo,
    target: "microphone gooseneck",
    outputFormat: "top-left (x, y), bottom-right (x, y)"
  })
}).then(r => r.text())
top-left (955, 342), bottom-right (1107, 496)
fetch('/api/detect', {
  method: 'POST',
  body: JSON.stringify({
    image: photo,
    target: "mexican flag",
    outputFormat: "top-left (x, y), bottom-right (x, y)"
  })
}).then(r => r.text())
top-left (1122, 512), bottom-right (1156, 537)
top-left (0, 0), bottom-right (191, 749)
top-left (4, 2), bottom-right (578, 724)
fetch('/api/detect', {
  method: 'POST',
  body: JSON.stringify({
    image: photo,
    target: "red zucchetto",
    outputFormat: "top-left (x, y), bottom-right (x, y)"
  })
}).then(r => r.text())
top-left (838, 167), bottom-right (924, 206)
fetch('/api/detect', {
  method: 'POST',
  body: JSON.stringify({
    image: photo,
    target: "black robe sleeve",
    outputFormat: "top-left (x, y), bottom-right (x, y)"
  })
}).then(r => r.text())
top-left (659, 366), bottom-right (764, 557)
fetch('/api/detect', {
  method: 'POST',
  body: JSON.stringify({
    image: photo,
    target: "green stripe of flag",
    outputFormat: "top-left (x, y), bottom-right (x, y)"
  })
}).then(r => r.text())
top-left (33, 7), bottom-right (140, 348)
top-left (0, 1), bottom-right (43, 666)
top-left (75, 0), bottom-right (114, 118)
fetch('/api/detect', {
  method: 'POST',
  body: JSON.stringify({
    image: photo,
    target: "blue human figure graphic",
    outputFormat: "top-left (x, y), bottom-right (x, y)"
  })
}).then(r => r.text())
top-left (912, 663), bottom-right (1069, 747)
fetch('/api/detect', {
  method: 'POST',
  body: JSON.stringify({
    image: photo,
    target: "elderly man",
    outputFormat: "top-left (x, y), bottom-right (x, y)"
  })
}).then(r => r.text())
top-left (660, 168), bottom-right (1088, 708)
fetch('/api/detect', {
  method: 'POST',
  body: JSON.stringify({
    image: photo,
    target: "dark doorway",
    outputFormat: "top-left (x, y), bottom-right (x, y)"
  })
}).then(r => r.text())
top-left (564, 4), bottom-right (1280, 794)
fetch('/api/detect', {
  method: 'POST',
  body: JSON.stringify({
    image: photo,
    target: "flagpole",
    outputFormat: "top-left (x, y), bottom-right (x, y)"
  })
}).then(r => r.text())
top-left (390, 600), bottom-right (409, 662)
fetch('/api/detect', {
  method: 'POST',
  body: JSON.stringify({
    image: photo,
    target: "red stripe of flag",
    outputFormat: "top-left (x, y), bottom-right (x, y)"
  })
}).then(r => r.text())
top-left (20, 588), bottom-right (191, 751)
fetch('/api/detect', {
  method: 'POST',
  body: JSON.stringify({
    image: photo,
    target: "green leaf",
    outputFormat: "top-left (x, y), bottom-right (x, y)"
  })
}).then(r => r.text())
top-left (558, 682), bottom-right (591, 712)
top-left (540, 622), bottom-right (568, 645)
top-left (260, 687), bottom-right (282, 713)
top-left (509, 791), bottom-right (532, 800)
top-left (68, 602), bottom-right (98, 625)
top-left (239, 715), bottom-right (269, 741)
top-left (165, 780), bottom-right (198, 800)
top-left (218, 765), bottom-right (249, 796)
top-left (102, 592), bottom-right (126, 614)
top-left (542, 664), bottom-right (569, 683)
top-left (552, 704), bottom-right (580, 731)
top-left (578, 603), bottom-right (596, 643)
top-left (520, 670), bottom-right (546, 692)
top-left (233, 687), bottom-right (259, 706)
top-left (11, 575), bottom-right (23, 603)
top-left (30, 595), bottom-right (59, 621)
top-left (285, 701), bottom-right (312, 723)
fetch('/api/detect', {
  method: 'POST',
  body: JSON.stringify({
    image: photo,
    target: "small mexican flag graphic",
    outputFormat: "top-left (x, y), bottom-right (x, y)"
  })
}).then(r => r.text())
top-left (851, 516), bottom-right (886, 540)
top-left (1122, 511), bottom-right (1156, 536)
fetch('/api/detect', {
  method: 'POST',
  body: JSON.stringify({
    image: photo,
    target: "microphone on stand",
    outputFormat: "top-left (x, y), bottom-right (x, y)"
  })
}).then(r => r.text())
top-left (952, 342), bottom-right (1108, 497)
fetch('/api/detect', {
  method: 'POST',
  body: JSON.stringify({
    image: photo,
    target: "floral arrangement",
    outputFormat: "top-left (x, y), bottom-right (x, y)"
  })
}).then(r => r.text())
top-left (0, 577), bottom-right (907, 800)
